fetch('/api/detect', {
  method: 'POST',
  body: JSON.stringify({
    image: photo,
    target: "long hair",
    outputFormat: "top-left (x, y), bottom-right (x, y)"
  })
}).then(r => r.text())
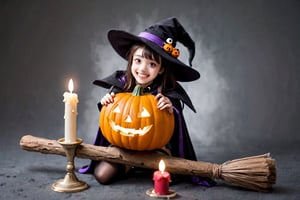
top-left (123, 44), bottom-right (176, 93)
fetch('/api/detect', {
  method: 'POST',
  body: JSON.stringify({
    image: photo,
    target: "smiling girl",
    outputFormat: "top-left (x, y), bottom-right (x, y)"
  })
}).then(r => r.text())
top-left (80, 17), bottom-right (216, 187)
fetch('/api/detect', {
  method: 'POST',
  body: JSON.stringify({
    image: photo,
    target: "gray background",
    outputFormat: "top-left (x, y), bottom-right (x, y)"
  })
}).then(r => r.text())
top-left (1, 0), bottom-right (299, 199)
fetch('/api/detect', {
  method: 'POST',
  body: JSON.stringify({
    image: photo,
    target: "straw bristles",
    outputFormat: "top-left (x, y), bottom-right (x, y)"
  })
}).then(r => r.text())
top-left (219, 153), bottom-right (276, 192)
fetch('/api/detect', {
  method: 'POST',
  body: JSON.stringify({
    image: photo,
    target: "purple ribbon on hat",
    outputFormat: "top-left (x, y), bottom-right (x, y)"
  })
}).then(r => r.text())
top-left (138, 32), bottom-right (165, 48)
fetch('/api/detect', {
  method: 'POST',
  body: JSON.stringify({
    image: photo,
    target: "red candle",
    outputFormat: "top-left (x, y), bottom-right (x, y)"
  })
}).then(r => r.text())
top-left (153, 160), bottom-right (171, 195)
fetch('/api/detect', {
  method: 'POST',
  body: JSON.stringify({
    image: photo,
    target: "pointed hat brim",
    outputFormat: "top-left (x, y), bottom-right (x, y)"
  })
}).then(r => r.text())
top-left (108, 30), bottom-right (200, 82)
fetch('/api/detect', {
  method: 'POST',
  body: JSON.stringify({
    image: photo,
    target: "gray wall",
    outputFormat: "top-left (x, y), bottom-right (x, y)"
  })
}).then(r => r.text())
top-left (1, 0), bottom-right (299, 157)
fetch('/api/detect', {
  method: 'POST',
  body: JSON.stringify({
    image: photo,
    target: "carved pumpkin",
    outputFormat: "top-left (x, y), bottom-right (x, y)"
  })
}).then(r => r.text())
top-left (163, 43), bottom-right (173, 54)
top-left (171, 48), bottom-right (180, 58)
top-left (100, 85), bottom-right (175, 151)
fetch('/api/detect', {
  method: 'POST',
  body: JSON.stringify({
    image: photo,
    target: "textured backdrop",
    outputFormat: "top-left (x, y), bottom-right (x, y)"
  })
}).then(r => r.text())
top-left (0, 1), bottom-right (299, 199)
top-left (1, 0), bottom-right (299, 152)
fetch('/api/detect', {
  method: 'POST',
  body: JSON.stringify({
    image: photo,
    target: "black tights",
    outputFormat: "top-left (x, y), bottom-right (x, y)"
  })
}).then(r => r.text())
top-left (94, 161), bottom-right (128, 184)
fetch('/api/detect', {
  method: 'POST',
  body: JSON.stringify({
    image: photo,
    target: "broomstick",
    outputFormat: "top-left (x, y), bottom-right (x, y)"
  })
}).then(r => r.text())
top-left (20, 135), bottom-right (276, 192)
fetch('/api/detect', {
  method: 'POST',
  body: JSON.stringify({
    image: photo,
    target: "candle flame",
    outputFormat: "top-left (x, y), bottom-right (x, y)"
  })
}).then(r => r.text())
top-left (159, 160), bottom-right (165, 173)
top-left (68, 79), bottom-right (74, 93)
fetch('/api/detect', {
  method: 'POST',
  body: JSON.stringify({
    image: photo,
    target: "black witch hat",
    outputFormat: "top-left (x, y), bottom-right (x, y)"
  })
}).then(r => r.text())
top-left (107, 17), bottom-right (200, 82)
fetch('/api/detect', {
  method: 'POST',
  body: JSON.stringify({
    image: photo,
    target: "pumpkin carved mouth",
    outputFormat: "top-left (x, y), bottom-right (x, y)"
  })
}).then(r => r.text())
top-left (109, 120), bottom-right (153, 137)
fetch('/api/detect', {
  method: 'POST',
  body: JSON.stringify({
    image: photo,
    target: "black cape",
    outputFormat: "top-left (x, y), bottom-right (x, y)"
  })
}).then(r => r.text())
top-left (79, 70), bottom-right (215, 186)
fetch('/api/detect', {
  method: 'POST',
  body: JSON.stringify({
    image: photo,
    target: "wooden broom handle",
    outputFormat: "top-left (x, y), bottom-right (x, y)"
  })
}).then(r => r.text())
top-left (20, 135), bottom-right (218, 178)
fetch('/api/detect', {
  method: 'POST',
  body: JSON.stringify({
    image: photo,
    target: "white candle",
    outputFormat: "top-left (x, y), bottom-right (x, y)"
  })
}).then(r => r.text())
top-left (63, 79), bottom-right (79, 143)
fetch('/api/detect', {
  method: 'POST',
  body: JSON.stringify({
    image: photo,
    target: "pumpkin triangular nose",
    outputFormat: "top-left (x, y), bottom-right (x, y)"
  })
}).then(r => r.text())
top-left (125, 115), bottom-right (132, 123)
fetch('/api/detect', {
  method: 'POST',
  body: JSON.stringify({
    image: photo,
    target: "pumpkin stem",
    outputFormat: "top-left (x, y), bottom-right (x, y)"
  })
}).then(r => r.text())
top-left (132, 85), bottom-right (144, 96)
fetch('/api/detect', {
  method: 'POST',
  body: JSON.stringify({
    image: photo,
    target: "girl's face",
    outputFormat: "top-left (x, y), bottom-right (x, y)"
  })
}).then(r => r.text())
top-left (131, 47), bottom-right (163, 87)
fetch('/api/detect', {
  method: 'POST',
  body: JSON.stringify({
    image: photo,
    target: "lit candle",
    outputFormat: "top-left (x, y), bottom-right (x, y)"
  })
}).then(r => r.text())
top-left (63, 79), bottom-right (79, 143)
top-left (153, 160), bottom-right (171, 195)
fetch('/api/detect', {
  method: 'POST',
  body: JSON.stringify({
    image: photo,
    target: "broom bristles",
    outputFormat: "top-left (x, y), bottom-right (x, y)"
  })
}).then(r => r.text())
top-left (219, 153), bottom-right (276, 192)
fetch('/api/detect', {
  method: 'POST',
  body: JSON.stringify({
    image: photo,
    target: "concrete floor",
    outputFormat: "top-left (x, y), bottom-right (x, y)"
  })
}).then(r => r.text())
top-left (1, 136), bottom-right (299, 200)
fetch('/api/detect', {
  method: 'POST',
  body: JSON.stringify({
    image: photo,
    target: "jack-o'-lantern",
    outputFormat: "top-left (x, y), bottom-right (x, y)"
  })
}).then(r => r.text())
top-left (163, 43), bottom-right (173, 54)
top-left (100, 85), bottom-right (175, 151)
top-left (171, 48), bottom-right (180, 58)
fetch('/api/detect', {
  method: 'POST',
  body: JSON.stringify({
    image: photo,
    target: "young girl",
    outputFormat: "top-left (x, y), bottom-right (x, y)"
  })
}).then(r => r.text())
top-left (79, 17), bottom-right (215, 187)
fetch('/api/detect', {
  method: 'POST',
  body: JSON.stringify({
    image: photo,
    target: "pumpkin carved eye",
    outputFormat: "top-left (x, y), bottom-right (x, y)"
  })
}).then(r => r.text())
top-left (138, 107), bottom-right (151, 118)
top-left (113, 106), bottom-right (121, 113)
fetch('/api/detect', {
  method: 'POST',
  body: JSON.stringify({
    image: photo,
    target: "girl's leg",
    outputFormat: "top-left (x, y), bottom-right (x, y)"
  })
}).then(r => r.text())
top-left (94, 161), bottom-right (121, 184)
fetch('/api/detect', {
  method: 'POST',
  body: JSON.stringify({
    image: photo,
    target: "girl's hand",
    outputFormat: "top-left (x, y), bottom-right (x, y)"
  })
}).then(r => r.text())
top-left (155, 93), bottom-right (173, 114)
top-left (101, 92), bottom-right (115, 106)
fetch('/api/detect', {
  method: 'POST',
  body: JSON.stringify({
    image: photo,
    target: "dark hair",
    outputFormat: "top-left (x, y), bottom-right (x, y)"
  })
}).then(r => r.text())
top-left (123, 44), bottom-right (176, 93)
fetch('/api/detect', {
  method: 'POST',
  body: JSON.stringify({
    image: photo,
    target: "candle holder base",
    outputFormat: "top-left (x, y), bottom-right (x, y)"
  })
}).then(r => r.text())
top-left (51, 138), bottom-right (88, 193)
top-left (146, 189), bottom-right (176, 199)
top-left (52, 174), bottom-right (88, 193)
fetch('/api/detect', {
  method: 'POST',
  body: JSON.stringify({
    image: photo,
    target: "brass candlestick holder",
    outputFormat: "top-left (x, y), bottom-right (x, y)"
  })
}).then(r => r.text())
top-left (52, 138), bottom-right (88, 192)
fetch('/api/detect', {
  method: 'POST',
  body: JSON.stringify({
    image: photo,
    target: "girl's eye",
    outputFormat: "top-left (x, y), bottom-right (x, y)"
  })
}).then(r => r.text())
top-left (149, 62), bottom-right (157, 67)
top-left (134, 58), bottom-right (141, 63)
